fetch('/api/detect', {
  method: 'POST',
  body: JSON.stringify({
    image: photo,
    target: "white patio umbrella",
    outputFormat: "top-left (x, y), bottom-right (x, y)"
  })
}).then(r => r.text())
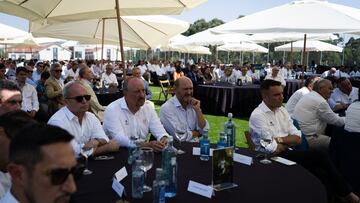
top-left (249, 33), bottom-right (338, 43)
top-left (274, 40), bottom-right (343, 52)
top-left (0, 22), bottom-right (28, 40)
top-left (217, 42), bottom-right (268, 53)
top-left (31, 15), bottom-right (189, 49)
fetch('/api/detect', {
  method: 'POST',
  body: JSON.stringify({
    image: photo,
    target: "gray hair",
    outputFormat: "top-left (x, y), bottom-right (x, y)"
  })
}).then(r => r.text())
top-left (78, 67), bottom-right (88, 78)
top-left (50, 63), bottom-right (61, 71)
top-left (312, 79), bottom-right (330, 93)
top-left (63, 81), bottom-right (84, 98)
top-left (122, 76), bottom-right (137, 91)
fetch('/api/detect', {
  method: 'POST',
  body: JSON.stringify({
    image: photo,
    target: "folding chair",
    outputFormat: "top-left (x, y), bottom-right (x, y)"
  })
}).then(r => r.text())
top-left (158, 80), bottom-right (173, 101)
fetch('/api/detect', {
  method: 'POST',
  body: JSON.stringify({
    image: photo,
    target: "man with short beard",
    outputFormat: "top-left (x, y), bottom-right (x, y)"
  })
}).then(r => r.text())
top-left (160, 77), bottom-right (209, 142)
top-left (103, 77), bottom-right (168, 152)
top-left (1, 123), bottom-right (79, 203)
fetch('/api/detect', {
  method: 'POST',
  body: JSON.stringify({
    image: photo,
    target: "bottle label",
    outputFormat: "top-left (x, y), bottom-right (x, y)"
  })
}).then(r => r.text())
top-left (159, 186), bottom-right (165, 203)
top-left (201, 142), bottom-right (210, 155)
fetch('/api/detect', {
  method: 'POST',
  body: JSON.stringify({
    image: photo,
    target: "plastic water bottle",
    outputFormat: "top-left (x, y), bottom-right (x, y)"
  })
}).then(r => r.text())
top-left (200, 130), bottom-right (210, 161)
top-left (244, 78), bottom-right (247, 85)
top-left (128, 136), bottom-right (139, 165)
top-left (165, 157), bottom-right (177, 198)
top-left (217, 132), bottom-right (228, 149)
top-left (132, 160), bottom-right (144, 199)
top-left (153, 168), bottom-right (166, 203)
top-left (224, 113), bottom-right (236, 148)
top-left (161, 137), bottom-right (177, 197)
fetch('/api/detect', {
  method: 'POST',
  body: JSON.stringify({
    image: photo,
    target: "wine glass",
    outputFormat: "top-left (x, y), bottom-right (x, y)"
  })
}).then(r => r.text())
top-left (139, 147), bottom-right (154, 192)
top-left (175, 123), bottom-right (187, 154)
top-left (259, 130), bottom-right (272, 164)
top-left (80, 144), bottom-right (94, 175)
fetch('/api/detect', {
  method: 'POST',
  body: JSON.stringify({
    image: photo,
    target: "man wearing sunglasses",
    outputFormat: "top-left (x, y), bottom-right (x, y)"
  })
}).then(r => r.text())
top-left (1, 123), bottom-right (78, 203)
top-left (0, 80), bottom-right (22, 116)
top-left (104, 77), bottom-right (168, 152)
top-left (45, 63), bottom-right (65, 116)
top-left (48, 81), bottom-right (119, 157)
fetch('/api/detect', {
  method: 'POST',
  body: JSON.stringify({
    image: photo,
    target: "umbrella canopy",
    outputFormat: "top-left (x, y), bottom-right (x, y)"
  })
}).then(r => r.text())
top-left (174, 29), bottom-right (251, 46)
top-left (274, 40), bottom-right (343, 52)
top-left (212, 0), bottom-right (360, 34)
top-left (0, 0), bottom-right (207, 25)
top-left (249, 33), bottom-right (338, 43)
top-left (31, 15), bottom-right (189, 49)
top-left (159, 35), bottom-right (211, 54)
top-left (0, 22), bottom-right (27, 40)
top-left (217, 42), bottom-right (268, 53)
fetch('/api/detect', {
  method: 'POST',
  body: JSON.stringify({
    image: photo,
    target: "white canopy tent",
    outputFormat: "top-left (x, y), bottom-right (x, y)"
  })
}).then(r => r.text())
top-left (274, 40), bottom-right (343, 52)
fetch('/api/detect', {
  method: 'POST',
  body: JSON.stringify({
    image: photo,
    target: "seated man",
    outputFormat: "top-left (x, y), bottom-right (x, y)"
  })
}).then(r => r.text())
top-left (294, 79), bottom-right (345, 152)
top-left (237, 66), bottom-right (253, 85)
top-left (280, 62), bottom-right (294, 79)
top-left (103, 77), bottom-right (168, 152)
top-left (45, 63), bottom-right (65, 116)
top-left (329, 77), bottom-right (359, 112)
top-left (0, 80), bottom-right (21, 116)
top-left (186, 65), bottom-right (204, 85)
top-left (160, 77), bottom-right (209, 142)
top-left (285, 76), bottom-right (319, 118)
top-left (2, 123), bottom-right (78, 203)
top-left (100, 64), bottom-right (118, 88)
top-left (132, 67), bottom-right (152, 100)
top-left (78, 67), bottom-right (105, 121)
top-left (220, 66), bottom-right (237, 84)
top-left (48, 81), bottom-right (118, 156)
top-left (345, 89), bottom-right (360, 133)
top-left (321, 67), bottom-right (337, 78)
top-left (16, 67), bottom-right (39, 118)
top-left (249, 79), bottom-right (359, 203)
top-left (0, 111), bottom-right (36, 198)
top-left (264, 65), bottom-right (286, 86)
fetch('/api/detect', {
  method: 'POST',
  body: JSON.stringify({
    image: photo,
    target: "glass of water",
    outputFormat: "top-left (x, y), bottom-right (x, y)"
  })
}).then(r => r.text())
top-left (259, 131), bottom-right (273, 164)
top-left (139, 147), bottom-right (154, 192)
top-left (175, 122), bottom-right (187, 154)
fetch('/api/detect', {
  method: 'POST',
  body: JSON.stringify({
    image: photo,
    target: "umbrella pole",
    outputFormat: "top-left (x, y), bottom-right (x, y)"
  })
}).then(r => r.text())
top-left (301, 34), bottom-right (307, 82)
top-left (227, 51), bottom-right (229, 64)
top-left (267, 43), bottom-right (270, 63)
top-left (290, 42), bottom-right (293, 66)
top-left (320, 51), bottom-right (322, 65)
top-left (101, 18), bottom-right (105, 65)
top-left (282, 42), bottom-right (286, 64)
top-left (115, 0), bottom-right (126, 78)
top-left (252, 52), bottom-right (255, 64)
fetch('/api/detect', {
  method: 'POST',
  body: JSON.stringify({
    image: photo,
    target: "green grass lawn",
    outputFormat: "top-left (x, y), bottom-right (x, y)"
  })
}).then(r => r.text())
top-left (150, 86), bottom-right (249, 148)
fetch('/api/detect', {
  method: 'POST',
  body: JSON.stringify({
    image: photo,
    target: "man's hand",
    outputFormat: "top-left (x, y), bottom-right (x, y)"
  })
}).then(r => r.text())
top-left (273, 143), bottom-right (287, 155)
top-left (160, 136), bottom-right (168, 146)
top-left (146, 141), bottom-right (166, 152)
top-left (189, 98), bottom-right (201, 111)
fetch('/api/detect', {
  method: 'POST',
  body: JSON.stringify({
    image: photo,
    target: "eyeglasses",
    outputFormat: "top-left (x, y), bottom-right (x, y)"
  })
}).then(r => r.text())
top-left (66, 95), bottom-right (91, 103)
top-left (46, 164), bottom-right (84, 185)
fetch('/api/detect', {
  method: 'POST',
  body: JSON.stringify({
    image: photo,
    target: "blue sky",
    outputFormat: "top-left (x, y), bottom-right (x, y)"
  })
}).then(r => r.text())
top-left (0, 0), bottom-right (359, 31)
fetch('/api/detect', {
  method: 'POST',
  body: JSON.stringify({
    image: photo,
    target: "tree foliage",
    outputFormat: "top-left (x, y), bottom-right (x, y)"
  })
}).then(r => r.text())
top-left (182, 18), bottom-right (225, 36)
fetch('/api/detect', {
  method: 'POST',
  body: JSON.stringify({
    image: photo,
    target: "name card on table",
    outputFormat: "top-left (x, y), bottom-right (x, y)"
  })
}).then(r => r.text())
top-left (192, 147), bottom-right (214, 156)
top-left (233, 153), bottom-right (253, 166)
top-left (112, 178), bottom-right (125, 197)
top-left (271, 156), bottom-right (296, 166)
top-left (115, 167), bottom-right (128, 181)
top-left (187, 180), bottom-right (213, 199)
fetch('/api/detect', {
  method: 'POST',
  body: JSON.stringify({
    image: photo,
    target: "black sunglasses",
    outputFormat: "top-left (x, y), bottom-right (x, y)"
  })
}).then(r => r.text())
top-left (66, 95), bottom-right (91, 103)
top-left (47, 164), bottom-right (84, 185)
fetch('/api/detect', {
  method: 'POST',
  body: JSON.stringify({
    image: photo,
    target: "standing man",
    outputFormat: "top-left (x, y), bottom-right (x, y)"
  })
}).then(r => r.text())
top-left (0, 80), bottom-right (22, 116)
top-left (1, 123), bottom-right (78, 203)
top-left (103, 77), bottom-right (168, 152)
top-left (15, 67), bottom-right (39, 118)
top-left (48, 81), bottom-right (118, 156)
top-left (160, 77), bottom-right (209, 141)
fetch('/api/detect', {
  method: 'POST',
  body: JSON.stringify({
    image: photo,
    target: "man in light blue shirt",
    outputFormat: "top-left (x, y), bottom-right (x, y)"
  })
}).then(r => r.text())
top-left (160, 77), bottom-right (209, 142)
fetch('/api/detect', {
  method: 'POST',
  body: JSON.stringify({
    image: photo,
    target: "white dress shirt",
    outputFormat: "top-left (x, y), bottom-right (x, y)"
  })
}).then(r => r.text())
top-left (345, 102), bottom-right (360, 133)
top-left (264, 74), bottom-right (286, 86)
top-left (0, 172), bottom-right (11, 199)
top-left (65, 68), bottom-right (79, 79)
top-left (285, 86), bottom-right (310, 118)
top-left (294, 91), bottom-right (345, 136)
top-left (350, 71), bottom-right (360, 78)
top-left (281, 68), bottom-right (294, 79)
top-left (237, 75), bottom-right (252, 84)
top-left (20, 83), bottom-right (39, 112)
top-left (328, 87), bottom-right (359, 108)
top-left (101, 72), bottom-right (118, 86)
top-left (249, 102), bottom-right (301, 153)
top-left (48, 107), bottom-right (109, 156)
top-left (334, 70), bottom-right (350, 78)
top-left (103, 97), bottom-right (168, 147)
top-left (138, 64), bottom-right (148, 75)
top-left (0, 190), bottom-right (18, 203)
top-left (159, 96), bottom-right (209, 141)
top-left (220, 72), bottom-right (237, 84)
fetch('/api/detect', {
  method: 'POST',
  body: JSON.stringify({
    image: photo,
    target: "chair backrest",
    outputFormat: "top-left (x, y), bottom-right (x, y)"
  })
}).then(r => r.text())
top-left (244, 131), bottom-right (255, 150)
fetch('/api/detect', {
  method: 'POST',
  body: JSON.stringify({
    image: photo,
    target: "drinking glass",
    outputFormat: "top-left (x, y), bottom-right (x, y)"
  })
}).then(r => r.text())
top-left (175, 123), bottom-right (187, 154)
top-left (259, 131), bottom-right (273, 164)
top-left (139, 147), bottom-right (154, 192)
top-left (80, 144), bottom-right (94, 175)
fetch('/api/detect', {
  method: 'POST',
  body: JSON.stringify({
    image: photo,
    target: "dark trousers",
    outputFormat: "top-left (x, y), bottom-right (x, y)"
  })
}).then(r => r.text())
top-left (279, 149), bottom-right (352, 198)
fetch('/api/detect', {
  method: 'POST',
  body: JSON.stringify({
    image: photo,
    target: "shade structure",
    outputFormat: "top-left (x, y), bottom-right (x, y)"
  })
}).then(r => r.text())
top-left (217, 42), bottom-right (268, 53)
top-left (212, 0), bottom-right (360, 34)
top-left (174, 29), bottom-right (251, 46)
top-left (31, 15), bottom-right (189, 49)
top-left (159, 35), bottom-right (211, 55)
top-left (0, 22), bottom-right (27, 40)
top-left (249, 33), bottom-right (338, 43)
top-left (274, 40), bottom-right (343, 52)
top-left (0, 0), bottom-right (207, 25)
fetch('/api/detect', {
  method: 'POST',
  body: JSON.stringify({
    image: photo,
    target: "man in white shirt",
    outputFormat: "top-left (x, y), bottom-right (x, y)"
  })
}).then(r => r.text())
top-left (32, 61), bottom-right (45, 83)
top-left (48, 81), bottom-right (118, 156)
top-left (294, 79), bottom-right (345, 152)
top-left (345, 91), bottom-right (360, 133)
top-left (321, 67), bottom-right (336, 78)
top-left (285, 76), bottom-right (320, 118)
top-left (349, 66), bottom-right (360, 78)
top-left (264, 66), bottom-right (286, 86)
top-left (220, 67), bottom-right (237, 84)
top-left (249, 80), bottom-right (360, 203)
top-left (281, 62), bottom-right (294, 79)
top-left (0, 111), bottom-right (36, 199)
top-left (329, 77), bottom-right (359, 111)
top-left (264, 62), bottom-right (272, 76)
top-left (132, 67), bottom-right (152, 100)
top-left (2, 123), bottom-right (78, 203)
top-left (15, 67), bottom-right (39, 118)
top-left (160, 77), bottom-right (209, 142)
top-left (100, 64), bottom-right (118, 88)
top-left (334, 66), bottom-right (350, 78)
top-left (237, 66), bottom-right (253, 85)
top-left (103, 77), bottom-right (168, 152)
